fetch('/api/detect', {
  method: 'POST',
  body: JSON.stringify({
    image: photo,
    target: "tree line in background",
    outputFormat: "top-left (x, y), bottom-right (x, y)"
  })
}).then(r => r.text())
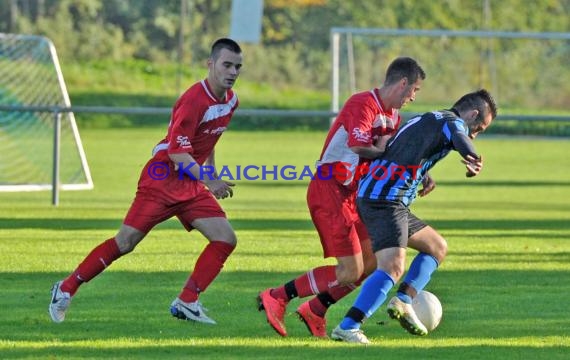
top-left (1, 0), bottom-right (568, 92)
top-left (1, 0), bottom-right (568, 135)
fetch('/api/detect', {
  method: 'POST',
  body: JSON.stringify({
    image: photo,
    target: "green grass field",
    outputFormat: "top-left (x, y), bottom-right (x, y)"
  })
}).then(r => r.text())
top-left (1, 129), bottom-right (569, 359)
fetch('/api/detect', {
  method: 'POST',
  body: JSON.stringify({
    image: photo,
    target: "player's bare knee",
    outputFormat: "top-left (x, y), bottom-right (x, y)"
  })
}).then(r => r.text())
top-left (194, 218), bottom-right (237, 246)
top-left (217, 231), bottom-right (237, 247)
top-left (208, 225), bottom-right (237, 246)
top-left (336, 262), bottom-right (362, 284)
top-left (115, 226), bottom-right (145, 254)
top-left (440, 239), bottom-right (448, 261)
top-left (391, 267), bottom-right (405, 281)
top-left (336, 267), bottom-right (361, 285)
top-left (384, 260), bottom-right (406, 281)
top-left (433, 237), bottom-right (448, 263)
top-left (114, 235), bottom-right (136, 254)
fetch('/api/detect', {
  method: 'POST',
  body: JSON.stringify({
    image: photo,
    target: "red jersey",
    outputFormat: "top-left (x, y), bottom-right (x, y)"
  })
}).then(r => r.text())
top-left (316, 88), bottom-right (400, 189)
top-left (152, 79), bottom-right (239, 165)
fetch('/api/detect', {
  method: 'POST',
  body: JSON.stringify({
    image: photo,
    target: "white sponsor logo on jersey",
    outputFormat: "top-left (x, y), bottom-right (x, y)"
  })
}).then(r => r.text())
top-left (352, 127), bottom-right (371, 143)
top-left (203, 126), bottom-right (227, 135)
top-left (176, 135), bottom-right (191, 148)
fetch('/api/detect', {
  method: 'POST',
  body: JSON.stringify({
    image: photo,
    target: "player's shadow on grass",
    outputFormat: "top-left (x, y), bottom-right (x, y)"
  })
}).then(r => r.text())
top-left (435, 180), bottom-right (570, 187)
top-left (1, 217), bottom-right (569, 232)
top-left (428, 218), bottom-right (570, 231)
top-left (0, 217), bottom-right (316, 231)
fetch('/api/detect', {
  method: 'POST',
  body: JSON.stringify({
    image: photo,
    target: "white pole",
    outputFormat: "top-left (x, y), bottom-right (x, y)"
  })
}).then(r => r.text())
top-left (347, 32), bottom-right (356, 94)
top-left (52, 111), bottom-right (61, 206)
top-left (331, 31), bottom-right (340, 125)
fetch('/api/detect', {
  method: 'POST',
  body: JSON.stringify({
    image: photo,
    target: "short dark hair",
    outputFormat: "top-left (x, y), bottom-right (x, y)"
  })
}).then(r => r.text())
top-left (210, 38), bottom-right (242, 60)
top-left (384, 57), bottom-right (426, 85)
top-left (452, 89), bottom-right (498, 122)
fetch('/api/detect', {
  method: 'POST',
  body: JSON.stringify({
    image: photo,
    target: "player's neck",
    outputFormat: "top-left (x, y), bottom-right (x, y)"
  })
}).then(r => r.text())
top-left (376, 87), bottom-right (398, 112)
top-left (205, 79), bottom-right (227, 101)
top-left (213, 90), bottom-right (227, 101)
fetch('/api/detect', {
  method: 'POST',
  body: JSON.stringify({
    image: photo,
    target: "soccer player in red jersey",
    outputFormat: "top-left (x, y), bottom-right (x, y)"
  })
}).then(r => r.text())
top-left (49, 38), bottom-right (242, 325)
top-left (258, 57), bottom-right (429, 337)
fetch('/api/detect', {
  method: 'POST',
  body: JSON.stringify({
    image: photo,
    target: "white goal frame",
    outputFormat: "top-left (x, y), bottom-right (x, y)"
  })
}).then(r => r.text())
top-left (0, 33), bottom-right (93, 204)
top-left (330, 28), bottom-right (570, 114)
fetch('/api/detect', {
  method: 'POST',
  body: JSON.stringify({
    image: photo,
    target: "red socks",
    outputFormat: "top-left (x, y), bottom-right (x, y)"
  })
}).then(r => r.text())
top-left (270, 266), bottom-right (368, 317)
top-left (307, 272), bottom-right (367, 316)
top-left (294, 265), bottom-right (338, 297)
top-left (59, 238), bottom-right (235, 302)
top-left (271, 265), bottom-right (337, 301)
top-left (60, 238), bottom-right (122, 296)
top-left (179, 241), bottom-right (235, 303)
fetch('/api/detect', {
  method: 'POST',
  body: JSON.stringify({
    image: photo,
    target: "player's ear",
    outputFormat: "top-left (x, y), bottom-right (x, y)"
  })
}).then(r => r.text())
top-left (468, 109), bottom-right (479, 122)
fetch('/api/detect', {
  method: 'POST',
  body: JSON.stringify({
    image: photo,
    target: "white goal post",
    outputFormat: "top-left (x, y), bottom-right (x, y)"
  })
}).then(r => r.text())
top-left (0, 33), bottom-right (93, 204)
top-left (330, 28), bottom-right (570, 115)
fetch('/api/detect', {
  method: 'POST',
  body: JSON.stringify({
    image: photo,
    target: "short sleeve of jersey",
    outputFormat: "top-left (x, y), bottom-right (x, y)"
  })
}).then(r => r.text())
top-left (442, 118), bottom-right (468, 141)
top-left (344, 100), bottom-right (377, 148)
top-left (168, 98), bottom-right (201, 155)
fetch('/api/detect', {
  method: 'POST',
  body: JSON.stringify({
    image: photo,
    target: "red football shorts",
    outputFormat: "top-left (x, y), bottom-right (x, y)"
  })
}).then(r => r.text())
top-left (307, 176), bottom-right (370, 258)
top-left (123, 159), bottom-right (226, 234)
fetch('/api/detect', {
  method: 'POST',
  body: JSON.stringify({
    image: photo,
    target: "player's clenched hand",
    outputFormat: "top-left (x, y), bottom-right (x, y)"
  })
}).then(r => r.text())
top-left (204, 179), bottom-right (235, 199)
top-left (461, 154), bottom-right (483, 177)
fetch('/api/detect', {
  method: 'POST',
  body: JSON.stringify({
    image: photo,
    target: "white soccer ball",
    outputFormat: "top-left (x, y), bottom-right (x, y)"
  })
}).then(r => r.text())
top-left (412, 290), bottom-right (443, 331)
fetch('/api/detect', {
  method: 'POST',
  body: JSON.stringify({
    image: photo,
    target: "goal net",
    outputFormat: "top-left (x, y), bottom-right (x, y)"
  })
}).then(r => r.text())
top-left (0, 33), bottom-right (93, 192)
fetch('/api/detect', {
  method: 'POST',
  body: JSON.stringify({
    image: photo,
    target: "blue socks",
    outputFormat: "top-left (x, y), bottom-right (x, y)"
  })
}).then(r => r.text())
top-left (397, 252), bottom-right (439, 303)
top-left (340, 269), bottom-right (395, 330)
top-left (339, 253), bottom-right (439, 330)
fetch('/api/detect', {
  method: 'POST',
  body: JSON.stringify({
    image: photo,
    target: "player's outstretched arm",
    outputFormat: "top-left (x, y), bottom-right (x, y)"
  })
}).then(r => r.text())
top-left (450, 130), bottom-right (483, 177)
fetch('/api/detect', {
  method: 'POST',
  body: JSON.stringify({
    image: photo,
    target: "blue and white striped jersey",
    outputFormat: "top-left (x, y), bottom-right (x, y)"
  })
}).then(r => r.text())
top-left (357, 109), bottom-right (478, 206)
